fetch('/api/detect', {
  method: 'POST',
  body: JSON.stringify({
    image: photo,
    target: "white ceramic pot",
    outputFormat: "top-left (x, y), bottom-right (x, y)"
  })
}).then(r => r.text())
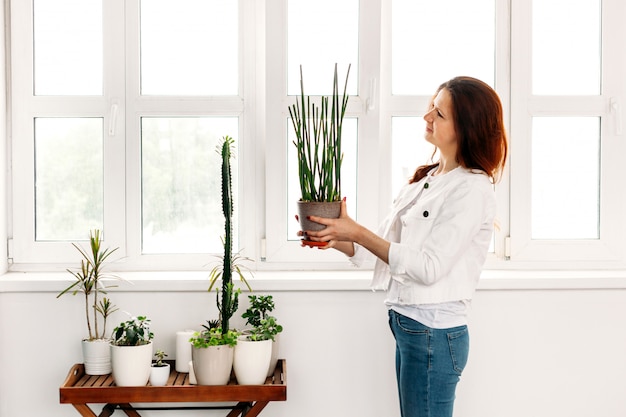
top-left (82, 339), bottom-right (112, 375)
top-left (175, 330), bottom-right (195, 373)
top-left (110, 342), bottom-right (153, 386)
top-left (188, 361), bottom-right (197, 384)
top-left (233, 337), bottom-right (272, 385)
top-left (267, 334), bottom-right (280, 377)
top-left (149, 363), bottom-right (170, 386)
top-left (191, 345), bottom-right (234, 386)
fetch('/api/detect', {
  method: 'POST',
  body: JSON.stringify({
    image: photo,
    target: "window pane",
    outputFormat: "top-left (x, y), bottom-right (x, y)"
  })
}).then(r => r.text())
top-left (287, 0), bottom-right (358, 95)
top-left (140, 0), bottom-right (238, 95)
top-left (35, 118), bottom-right (103, 240)
top-left (287, 119), bottom-right (358, 240)
top-left (391, 117), bottom-right (437, 198)
top-left (532, 0), bottom-right (601, 95)
top-left (33, 0), bottom-right (103, 95)
top-left (392, 0), bottom-right (495, 95)
top-left (141, 117), bottom-right (238, 253)
top-left (531, 117), bottom-right (600, 239)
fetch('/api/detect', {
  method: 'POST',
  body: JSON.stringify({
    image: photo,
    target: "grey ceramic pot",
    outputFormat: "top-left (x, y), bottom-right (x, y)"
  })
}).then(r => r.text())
top-left (297, 200), bottom-right (341, 246)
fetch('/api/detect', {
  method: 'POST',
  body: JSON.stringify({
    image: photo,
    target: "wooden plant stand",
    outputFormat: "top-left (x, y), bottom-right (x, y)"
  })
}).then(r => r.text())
top-left (59, 359), bottom-right (287, 417)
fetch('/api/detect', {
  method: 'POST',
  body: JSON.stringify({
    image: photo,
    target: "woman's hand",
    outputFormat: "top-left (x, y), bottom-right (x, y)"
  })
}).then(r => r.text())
top-left (304, 198), bottom-right (358, 243)
top-left (296, 197), bottom-right (390, 262)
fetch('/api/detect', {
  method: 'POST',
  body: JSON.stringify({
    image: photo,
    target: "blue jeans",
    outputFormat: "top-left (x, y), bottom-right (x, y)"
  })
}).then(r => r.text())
top-left (388, 309), bottom-right (469, 417)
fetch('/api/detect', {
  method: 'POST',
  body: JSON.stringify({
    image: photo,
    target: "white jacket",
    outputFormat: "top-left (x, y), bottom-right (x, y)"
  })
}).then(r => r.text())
top-left (351, 167), bottom-right (496, 305)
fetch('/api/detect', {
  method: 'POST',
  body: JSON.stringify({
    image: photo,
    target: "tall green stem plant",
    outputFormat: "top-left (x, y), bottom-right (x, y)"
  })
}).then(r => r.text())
top-left (289, 64), bottom-right (351, 202)
top-left (208, 136), bottom-right (251, 335)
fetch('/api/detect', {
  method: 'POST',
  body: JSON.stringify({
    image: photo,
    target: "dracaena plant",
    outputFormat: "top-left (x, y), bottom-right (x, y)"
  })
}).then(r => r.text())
top-left (289, 63), bottom-right (351, 202)
top-left (57, 229), bottom-right (119, 341)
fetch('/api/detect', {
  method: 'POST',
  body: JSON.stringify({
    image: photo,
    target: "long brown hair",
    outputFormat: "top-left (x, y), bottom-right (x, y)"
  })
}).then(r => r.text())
top-left (410, 76), bottom-right (508, 184)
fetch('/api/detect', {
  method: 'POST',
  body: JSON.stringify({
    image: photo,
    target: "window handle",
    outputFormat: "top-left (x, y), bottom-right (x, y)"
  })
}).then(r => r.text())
top-left (610, 97), bottom-right (622, 135)
top-left (108, 100), bottom-right (119, 136)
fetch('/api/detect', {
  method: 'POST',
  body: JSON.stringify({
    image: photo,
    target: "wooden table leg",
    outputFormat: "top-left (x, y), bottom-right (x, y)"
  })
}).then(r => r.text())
top-left (71, 404), bottom-right (98, 417)
top-left (226, 402), bottom-right (247, 417)
top-left (97, 404), bottom-right (117, 417)
top-left (242, 401), bottom-right (270, 417)
top-left (119, 403), bottom-right (142, 417)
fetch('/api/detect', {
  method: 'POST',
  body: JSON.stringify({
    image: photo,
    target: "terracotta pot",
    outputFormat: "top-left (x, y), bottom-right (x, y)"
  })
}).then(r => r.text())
top-left (297, 200), bottom-right (341, 247)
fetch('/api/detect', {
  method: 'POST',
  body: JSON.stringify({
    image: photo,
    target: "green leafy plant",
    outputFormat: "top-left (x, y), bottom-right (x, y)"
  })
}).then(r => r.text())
top-left (189, 327), bottom-right (239, 348)
top-left (242, 295), bottom-right (276, 328)
top-left (247, 316), bottom-right (283, 342)
top-left (153, 349), bottom-right (168, 367)
top-left (289, 63), bottom-right (351, 202)
top-left (206, 136), bottom-right (252, 336)
top-left (112, 315), bottom-right (154, 346)
top-left (57, 229), bottom-right (120, 340)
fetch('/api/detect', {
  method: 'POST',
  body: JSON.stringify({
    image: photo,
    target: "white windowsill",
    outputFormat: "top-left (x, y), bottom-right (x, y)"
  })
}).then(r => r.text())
top-left (2, 269), bottom-right (626, 293)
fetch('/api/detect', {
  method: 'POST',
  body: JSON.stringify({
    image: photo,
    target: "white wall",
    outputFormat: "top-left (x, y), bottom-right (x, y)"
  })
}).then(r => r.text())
top-left (1, 274), bottom-right (625, 417)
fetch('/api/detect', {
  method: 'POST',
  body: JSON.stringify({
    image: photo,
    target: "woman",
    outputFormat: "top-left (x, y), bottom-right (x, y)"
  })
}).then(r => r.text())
top-left (301, 76), bottom-right (508, 417)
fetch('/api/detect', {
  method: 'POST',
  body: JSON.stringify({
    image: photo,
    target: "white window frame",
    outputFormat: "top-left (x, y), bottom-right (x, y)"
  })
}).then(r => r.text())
top-left (262, 0), bottom-right (382, 269)
top-left (509, 0), bottom-right (626, 267)
top-left (9, 0), bottom-right (259, 269)
top-left (10, 0), bottom-right (126, 264)
top-left (378, 0), bottom-right (512, 269)
top-left (7, 0), bottom-right (626, 272)
top-left (120, 0), bottom-right (258, 270)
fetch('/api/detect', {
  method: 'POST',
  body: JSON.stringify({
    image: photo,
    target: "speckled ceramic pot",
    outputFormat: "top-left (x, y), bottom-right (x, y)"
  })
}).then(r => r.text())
top-left (297, 200), bottom-right (341, 247)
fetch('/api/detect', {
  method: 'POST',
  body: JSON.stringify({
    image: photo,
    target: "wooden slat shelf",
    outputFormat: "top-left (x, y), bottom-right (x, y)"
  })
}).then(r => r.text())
top-left (59, 359), bottom-right (287, 416)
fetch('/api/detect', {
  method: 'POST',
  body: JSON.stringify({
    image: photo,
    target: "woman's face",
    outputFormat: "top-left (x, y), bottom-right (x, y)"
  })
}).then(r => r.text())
top-left (423, 88), bottom-right (458, 154)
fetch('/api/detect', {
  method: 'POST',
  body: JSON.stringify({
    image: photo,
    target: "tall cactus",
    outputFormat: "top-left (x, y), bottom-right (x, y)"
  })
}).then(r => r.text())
top-left (216, 136), bottom-right (238, 334)
top-left (208, 136), bottom-right (252, 335)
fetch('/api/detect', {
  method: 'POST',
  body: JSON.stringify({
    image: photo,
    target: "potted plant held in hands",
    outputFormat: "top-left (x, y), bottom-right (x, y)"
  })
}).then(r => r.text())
top-left (289, 63), bottom-right (351, 247)
top-left (110, 315), bottom-right (154, 387)
top-left (190, 136), bottom-right (251, 386)
top-left (149, 349), bottom-right (170, 387)
top-left (57, 229), bottom-right (120, 375)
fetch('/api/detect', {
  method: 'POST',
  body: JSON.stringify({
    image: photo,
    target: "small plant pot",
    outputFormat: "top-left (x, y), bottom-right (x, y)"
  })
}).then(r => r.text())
top-left (149, 363), bottom-right (171, 386)
top-left (297, 200), bottom-right (341, 247)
